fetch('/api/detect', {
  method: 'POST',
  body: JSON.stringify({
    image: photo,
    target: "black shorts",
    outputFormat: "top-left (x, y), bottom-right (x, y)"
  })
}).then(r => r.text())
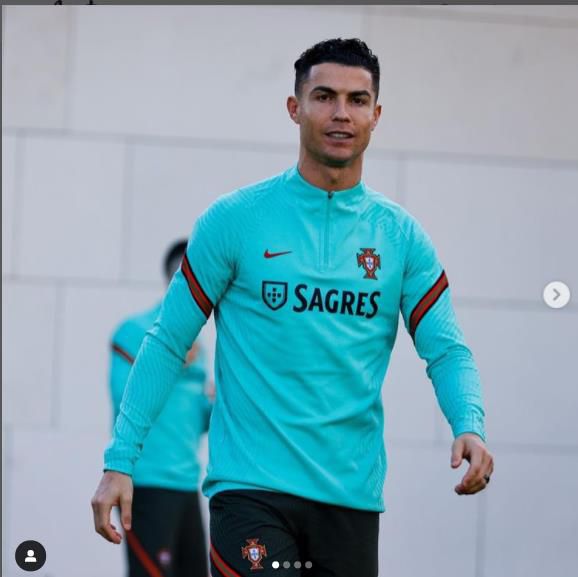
top-left (125, 486), bottom-right (208, 577)
top-left (209, 490), bottom-right (379, 577)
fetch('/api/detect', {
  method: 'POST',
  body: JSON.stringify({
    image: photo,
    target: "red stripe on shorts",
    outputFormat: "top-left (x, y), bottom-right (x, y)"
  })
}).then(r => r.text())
top-left (210, 543), bottom-right (242, 577)
top-left (126, 530), bottom-right (164, 577)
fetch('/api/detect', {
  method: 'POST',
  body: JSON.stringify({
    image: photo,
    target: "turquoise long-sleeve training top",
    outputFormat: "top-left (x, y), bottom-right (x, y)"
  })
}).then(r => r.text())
top-left (110, 303), bottom-right (211, 491)
top-left (105, 166), bottom-right (485, 512)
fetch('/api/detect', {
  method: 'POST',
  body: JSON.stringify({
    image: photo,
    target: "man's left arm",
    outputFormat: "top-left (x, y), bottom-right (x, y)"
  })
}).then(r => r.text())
top-left (399, 217), bottom-right (494, 495)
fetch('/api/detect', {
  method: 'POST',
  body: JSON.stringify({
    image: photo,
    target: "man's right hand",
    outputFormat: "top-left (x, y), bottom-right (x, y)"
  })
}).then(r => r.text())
top-left (91, 471), bottom-right (133, 544)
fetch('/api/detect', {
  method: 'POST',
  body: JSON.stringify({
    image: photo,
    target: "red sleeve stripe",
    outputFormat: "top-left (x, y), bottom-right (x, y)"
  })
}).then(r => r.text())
top-left (181, 255), bottom-right (213, 319)
top-left (210, 542), bottom-right (242, 577)
top-left (409, 270), bottom-right (449, 338)
top-left (126, 530), bottom-right (164, 577)
top-left (112, 343), bottom-right (135, 365)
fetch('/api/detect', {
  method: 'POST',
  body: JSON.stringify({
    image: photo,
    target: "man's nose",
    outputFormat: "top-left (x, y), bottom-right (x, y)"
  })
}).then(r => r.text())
top-left (331, 98), bottom-right (351, 122)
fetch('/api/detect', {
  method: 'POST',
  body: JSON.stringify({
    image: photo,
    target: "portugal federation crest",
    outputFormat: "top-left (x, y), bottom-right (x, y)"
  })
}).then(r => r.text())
top-left (262, 281), bottom-right (288, 310)
top-left (357, 248), bottom-right (381, 280)
top-left (241, 538), bottom-right (267, 571)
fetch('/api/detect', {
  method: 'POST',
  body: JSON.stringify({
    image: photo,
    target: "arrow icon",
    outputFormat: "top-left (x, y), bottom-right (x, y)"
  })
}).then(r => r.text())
top-left (543, 281), bottom-right (570, 309)
top-left (553, 289), bottom-right (561, 301)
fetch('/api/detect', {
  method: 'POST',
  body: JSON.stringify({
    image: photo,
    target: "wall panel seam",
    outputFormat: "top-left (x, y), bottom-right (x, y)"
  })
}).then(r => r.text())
top-left (3, 127), bottom-right (577, 169)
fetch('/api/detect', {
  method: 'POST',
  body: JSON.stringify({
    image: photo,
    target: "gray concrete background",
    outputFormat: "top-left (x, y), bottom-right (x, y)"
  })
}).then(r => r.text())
top-left (2, 5), bottom-right (578, 577)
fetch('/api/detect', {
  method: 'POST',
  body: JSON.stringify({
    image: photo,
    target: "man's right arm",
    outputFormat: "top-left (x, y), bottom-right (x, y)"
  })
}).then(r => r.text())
top-left (105, 196), bottom-right (238, 475)
top-left (92, 195), bottom-right (239, 542)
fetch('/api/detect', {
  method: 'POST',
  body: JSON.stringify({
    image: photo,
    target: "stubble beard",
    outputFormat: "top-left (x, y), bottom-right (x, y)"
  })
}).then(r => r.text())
top-left (306, 139), bottom-right (359, 169)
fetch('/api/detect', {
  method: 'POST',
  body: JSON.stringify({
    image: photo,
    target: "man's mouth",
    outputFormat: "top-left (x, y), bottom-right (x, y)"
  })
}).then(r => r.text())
top-left (326, 131), bottom-right (354, 140)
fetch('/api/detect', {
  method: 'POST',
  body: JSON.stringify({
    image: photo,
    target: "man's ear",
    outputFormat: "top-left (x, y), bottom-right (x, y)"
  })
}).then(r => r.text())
top-left (287, 95), bottom-right (300, 125)
top-left (371, 103), bottom-right (382, 131)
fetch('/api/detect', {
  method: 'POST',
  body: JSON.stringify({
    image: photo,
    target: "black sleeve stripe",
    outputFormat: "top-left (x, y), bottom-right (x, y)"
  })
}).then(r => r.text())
top-left (112, 343), bottom-right (135, 365)
top-left (181, 255), bottom-right (213, 319)
top-left (409, 270), bottom-right (449, 338)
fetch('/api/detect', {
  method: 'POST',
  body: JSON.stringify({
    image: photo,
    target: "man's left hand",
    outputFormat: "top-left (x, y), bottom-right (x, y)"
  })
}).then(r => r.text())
top-left (451, 433), bottom-right (494, 495)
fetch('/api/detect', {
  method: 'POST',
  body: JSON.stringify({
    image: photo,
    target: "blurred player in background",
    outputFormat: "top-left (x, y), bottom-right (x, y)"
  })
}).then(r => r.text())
top-left (108, 239), bottom-right (212, 577)
top-left (93, 39), bottom-right (493, 577)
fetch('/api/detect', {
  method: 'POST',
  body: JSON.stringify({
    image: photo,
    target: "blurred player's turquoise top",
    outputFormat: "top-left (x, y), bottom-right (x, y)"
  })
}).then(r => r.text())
top-left (105, 166), bottom-right (485, 512)
top-left (109, 303), bottom-right (211, 491)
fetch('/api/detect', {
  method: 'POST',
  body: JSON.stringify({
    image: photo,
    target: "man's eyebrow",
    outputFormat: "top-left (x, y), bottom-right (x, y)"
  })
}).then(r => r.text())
top-left (349, 90), bottom-right (372, 98)
top-left (311, 86), bottom-right (338, 95)
top-left (311, 86), bottom-right (372, 98)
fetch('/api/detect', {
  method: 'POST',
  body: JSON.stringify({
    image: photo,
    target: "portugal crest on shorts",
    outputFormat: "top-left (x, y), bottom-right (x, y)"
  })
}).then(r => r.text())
top-left (357, 248), bottom-right (381, 280)
top-left (241, 538), bottom-right (267, 571)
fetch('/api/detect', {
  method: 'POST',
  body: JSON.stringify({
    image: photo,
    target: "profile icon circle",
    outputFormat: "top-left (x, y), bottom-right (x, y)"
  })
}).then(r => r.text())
top-left (15, 540), bottom-right (46, 571)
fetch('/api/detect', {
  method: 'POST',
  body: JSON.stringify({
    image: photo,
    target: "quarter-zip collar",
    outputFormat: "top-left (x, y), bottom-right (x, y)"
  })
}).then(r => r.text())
top-left (284, 165), bottom-right (366, 210)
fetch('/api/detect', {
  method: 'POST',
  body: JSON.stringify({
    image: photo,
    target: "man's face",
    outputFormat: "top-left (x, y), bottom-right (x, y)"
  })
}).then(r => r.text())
top-left (288, 62), bottom-right (381, 168)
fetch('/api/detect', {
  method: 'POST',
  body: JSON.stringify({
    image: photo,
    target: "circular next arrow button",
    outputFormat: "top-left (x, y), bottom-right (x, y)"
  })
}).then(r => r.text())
top-left (543, 281), bottom-right (571, 309)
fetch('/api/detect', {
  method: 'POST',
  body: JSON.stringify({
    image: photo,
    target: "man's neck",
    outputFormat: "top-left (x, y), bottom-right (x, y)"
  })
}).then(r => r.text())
top-left (297, 155), bottom-right (363, 192)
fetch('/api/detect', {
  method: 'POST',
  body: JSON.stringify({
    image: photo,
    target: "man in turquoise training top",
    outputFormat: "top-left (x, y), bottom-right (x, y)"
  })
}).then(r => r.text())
top-left (93, 39), bottom-right (494, 577)
top-left (108, 239), bottom-right (212, 577)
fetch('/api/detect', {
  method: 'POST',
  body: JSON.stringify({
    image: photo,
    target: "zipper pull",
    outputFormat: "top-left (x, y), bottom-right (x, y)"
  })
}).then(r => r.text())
top-left (328, 191), bottom-right (334, 199)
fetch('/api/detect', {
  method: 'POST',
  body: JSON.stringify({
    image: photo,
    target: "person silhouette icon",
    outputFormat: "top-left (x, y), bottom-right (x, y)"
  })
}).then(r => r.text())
top-left (15, 540), bottom-right (46, 571)
top-left (25, 550), bottom-right (36, 563)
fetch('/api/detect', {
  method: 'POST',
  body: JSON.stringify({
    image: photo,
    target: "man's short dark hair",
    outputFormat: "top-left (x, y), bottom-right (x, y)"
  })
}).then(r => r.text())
top-left (163, 239), bottom-right (188, 282)
top-left (294, 38), bottom-right (380, 101)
